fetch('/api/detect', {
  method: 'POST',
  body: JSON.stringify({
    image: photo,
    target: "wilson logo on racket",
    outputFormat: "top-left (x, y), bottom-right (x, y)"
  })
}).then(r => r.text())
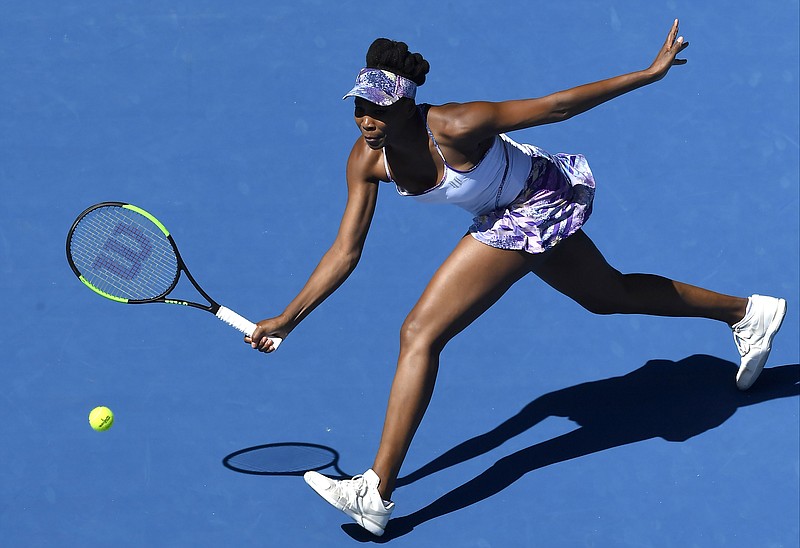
top-left (90, 221), bottom-right (154, 281)
top-left (66, 202), bottom-right (281, 351)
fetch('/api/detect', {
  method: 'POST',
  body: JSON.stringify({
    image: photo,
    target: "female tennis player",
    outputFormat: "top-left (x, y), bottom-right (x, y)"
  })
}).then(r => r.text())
top-left (246, 19), bottom-right (786, 536)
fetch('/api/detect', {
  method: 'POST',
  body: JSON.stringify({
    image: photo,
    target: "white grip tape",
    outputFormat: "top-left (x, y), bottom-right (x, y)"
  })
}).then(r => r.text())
top-left (216, 306), bottom-right (282, 350)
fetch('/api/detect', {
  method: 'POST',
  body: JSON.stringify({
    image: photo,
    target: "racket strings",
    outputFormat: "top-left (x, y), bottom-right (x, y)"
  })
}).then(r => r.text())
top-left (69, 206), bottom-right (178, 300)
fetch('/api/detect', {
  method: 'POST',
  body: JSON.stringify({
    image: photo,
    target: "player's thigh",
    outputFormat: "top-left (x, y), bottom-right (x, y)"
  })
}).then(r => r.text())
top-left (402, 235), bottom-right (531, 349)
top-left (527, 230), bottom-right (624, 307)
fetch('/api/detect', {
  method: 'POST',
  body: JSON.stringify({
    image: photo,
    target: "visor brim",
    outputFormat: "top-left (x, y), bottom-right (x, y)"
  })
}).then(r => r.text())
top-left (342, 85), bottom-right (400, 107)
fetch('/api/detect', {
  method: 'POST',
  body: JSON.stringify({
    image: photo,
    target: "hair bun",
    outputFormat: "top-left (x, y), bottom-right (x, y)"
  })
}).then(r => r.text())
top-left (366, 38), bottom-right (430, 86)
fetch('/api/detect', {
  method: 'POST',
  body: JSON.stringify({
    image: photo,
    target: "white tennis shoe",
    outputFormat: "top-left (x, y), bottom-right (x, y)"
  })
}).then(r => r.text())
top-left (732, 294), bottom-right (786, 391)
top-left (304, 469), bottom-right (394, 536)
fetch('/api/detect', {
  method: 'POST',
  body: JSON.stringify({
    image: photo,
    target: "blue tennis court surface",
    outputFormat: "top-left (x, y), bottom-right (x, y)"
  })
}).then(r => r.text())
top-left (1, 1), bottom-right (798, 546)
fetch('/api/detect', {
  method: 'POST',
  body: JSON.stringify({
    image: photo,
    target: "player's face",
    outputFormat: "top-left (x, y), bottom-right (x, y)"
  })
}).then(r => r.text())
top-left (353, 98), bottom-right (407, 149)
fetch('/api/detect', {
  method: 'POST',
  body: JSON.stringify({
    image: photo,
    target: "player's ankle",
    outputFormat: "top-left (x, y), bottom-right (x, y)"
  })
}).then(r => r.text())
top-left (727, 297), bottom-right (750, 328)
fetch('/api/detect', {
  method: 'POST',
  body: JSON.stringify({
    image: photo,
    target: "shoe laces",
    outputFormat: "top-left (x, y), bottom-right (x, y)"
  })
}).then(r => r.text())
top-left (338, 475), bottom-right (369, 508)
top-left (733, 330), bottom-right (750, 357)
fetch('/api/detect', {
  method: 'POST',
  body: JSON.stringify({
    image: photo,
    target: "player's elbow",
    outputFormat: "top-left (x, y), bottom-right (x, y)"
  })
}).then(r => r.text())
top-left (512, 95), bottom-right (572, 128)
top-left (333, 242), bottom-right (363, 273)
top-left (343, 249), bottom-right (362, 272)
top-left (544, 93), bottom-right (577, 123)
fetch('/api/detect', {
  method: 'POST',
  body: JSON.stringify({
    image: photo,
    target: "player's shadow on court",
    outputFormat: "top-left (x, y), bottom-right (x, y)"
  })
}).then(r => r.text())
top-left (342, 354), bottom-right (799, 542)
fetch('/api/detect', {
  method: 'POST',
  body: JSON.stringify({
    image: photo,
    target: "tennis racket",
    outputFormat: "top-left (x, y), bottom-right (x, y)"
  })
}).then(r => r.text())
top-left (66, 201), bottom-right (282, 350)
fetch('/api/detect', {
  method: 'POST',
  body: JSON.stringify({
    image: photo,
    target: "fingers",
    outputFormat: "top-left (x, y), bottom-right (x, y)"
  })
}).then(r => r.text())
top-left (255, 337), bottom-right (278, 353)
top-left (672, 35), bottom-right (689, 64)
top-left (666, 19), bottom-right (689, 65)
top-left (668, 18), bottom-right (679, 43)
top-left (663, 18), bottom-right (680, 53)
top-left (244, 328), bottom-right (278, 353)
top-left (674, 34), bottom-right (689, 51)
top-left (251, 336), bottom-right (278, 352)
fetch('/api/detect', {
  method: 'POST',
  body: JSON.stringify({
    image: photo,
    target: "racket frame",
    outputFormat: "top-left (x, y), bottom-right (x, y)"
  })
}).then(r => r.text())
top-left (66, 201), bottom-right (281, 347)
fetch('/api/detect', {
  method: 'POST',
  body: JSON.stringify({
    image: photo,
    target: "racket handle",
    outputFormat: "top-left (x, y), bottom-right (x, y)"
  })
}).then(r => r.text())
top-left (216, 306), bottom-right (283, 350)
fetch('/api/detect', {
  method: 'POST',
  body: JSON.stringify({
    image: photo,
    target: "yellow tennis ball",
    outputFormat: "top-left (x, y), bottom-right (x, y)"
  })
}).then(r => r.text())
top-left (89, 406), bottom-right (114, 431)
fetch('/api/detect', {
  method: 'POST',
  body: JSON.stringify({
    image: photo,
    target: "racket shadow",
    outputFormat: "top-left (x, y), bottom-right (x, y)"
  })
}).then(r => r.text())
top-left (222, 442), bottom-right (352, 480)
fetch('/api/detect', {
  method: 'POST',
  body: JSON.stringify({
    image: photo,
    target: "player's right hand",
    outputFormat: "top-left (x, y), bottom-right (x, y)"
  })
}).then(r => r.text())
top-left (246, 317), bottom-right (289, 353)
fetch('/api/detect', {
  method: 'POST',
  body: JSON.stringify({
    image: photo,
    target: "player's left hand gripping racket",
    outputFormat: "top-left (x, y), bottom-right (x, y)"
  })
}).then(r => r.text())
top-left (66, 201), bottom-right (281, 350)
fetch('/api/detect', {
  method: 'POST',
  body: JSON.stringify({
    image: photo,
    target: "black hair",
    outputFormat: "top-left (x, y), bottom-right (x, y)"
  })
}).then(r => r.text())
top-left (365, 38), bottom-right (430, 86)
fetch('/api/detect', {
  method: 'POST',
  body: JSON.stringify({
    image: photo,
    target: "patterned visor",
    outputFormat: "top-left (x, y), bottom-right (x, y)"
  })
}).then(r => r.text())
top-left (342, 68), bottom-right (417, 106)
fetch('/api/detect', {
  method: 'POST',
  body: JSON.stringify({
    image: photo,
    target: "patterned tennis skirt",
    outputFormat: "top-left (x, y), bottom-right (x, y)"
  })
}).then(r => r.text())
top-left (469, 153), bottom-right (595, 254)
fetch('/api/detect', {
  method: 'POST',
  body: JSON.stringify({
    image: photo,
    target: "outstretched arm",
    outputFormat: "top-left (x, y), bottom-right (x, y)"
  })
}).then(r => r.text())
top-left (247, 143), bottom-right (380, 352)
top-left (436, 19), bottom-right (689, 143)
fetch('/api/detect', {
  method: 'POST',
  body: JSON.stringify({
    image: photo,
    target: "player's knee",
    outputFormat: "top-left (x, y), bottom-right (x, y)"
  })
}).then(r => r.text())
top-left (400, 313), bottom-right (446, 354)
top-left (399, 315), bottom-right (430, 347)
top-left (584, 301), bottom-right (618, 315)
top-left (572, 272), bottom-right (635, 315)
top-left (574, 295), bottom-right (623, 315)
